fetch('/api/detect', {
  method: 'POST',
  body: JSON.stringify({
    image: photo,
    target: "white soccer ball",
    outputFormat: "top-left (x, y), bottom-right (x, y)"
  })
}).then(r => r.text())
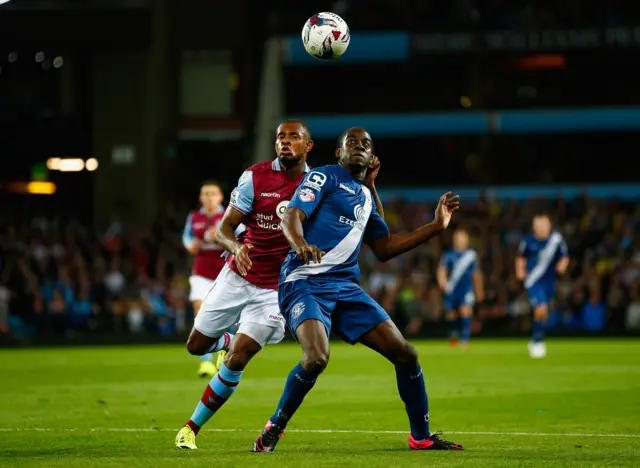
top-left (301, 12), bottom-right (350, 60)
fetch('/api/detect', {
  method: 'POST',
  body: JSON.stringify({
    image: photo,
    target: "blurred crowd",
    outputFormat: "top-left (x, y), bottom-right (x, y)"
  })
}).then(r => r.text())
top-left (268, 0), bottom-right (632, 33)
top-left (1, 194), bottom-right (639, 343)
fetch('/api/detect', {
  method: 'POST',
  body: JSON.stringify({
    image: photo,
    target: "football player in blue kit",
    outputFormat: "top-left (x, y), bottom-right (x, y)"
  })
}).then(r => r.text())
top-left (437, 228), bottom-right (484, 348)
top-left (252, 127), bottom-right (463, 453)
top-left (515, 213), bottom-right (569, 358)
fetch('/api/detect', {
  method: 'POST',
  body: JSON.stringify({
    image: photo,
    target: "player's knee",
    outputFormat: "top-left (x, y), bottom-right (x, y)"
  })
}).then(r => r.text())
top-left (394, 341), bottom-right (419, 369)
top-left (185, 333), bottom-right (209, 356)
top-left (445, 310), bottom-right (457, 320)
top-left (301, 350), bottom-right (329, 375)
top-left (224, 344), bottom-right (260, 372)
top-left (534, 305), bottom-right (548, 321)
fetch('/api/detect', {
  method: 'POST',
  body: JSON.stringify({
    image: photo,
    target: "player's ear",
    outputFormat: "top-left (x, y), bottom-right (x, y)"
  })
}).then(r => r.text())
top-left (306, 139), bottom-right (314, 152)
top-left (335, 148), bottom-right (340, 158)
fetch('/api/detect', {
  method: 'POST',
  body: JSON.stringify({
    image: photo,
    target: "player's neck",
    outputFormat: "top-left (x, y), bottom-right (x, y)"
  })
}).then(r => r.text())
top-left (203, 207), bottom-right (217, 217)
top-left (281, 161), bottom-right (306, 178)
top-left (338, 161), bottom-right (366, 181)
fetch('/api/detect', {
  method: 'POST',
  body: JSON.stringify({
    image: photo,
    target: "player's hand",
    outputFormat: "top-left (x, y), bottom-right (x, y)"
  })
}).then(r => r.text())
top-left (515, 270), bottom-right (526, 281)
top-left (233, 243), bottom-right (254, 276)
top-left (204, 226), bottom-right (217, 242)
top-left (433, 192), bottom-right (460, 230)
top-left (295, 244), bottom-right (325, 265)
top-left (364, 155), bottom-right (380, 188)
top-left (188, 239), bottom-right (200, 255)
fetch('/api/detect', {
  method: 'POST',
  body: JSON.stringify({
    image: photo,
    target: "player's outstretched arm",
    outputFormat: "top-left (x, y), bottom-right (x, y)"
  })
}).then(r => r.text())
top-left (368, 193), bottom-right (459, 262)
top-left (282, 207), bottom-right (324, 264)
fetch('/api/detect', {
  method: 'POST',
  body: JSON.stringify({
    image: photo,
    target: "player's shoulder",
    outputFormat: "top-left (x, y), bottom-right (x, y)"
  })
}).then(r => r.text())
top-left (301, 165), bottom-right (339, 191)
top-left (246, 160), bottom-right (275, 173)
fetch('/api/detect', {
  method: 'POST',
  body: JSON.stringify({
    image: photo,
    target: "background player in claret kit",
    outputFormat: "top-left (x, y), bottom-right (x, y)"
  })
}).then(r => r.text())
top-left (515, 213), bottom-right (569, 358)
top-left (182, 181), bottom-right (228, 377)
top-left (437, 228), bottom-right (484, 349)
top-left (253, 127), bottom-right (463, 453)
top-left (175, 120), bottom-right (313, 450)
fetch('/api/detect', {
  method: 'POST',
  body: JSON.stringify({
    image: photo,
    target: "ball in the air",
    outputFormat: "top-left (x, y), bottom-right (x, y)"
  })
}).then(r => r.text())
top-left (301, 12), bottom-right (350, 60)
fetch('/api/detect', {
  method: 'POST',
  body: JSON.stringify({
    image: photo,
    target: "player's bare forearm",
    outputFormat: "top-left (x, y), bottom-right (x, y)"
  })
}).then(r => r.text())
top-left (370, 220), bottom-right (446, 262)
top-left (368, 183), bottom-right (385, 220)
top-left (436, 267), bottom-right (448, 291)
top-left (515, 257), bottom-right (527, 280)
top-left (282, 207), bottom-right (308, 250)
top-left (215, 207), bottom-right (245, 255)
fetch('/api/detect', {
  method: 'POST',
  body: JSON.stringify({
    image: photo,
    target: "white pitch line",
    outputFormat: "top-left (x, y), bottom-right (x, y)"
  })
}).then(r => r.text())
top-left (0, 428), bottom-right (638, 438)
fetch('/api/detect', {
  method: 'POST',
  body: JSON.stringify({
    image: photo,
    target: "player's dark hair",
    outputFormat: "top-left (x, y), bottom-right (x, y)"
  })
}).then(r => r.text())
top-left (281, 119), bottom-right (312, 141)
top-left (534, 212), bottom-right (551, 220)
top-left (201, 180), bottom-right (222, 190)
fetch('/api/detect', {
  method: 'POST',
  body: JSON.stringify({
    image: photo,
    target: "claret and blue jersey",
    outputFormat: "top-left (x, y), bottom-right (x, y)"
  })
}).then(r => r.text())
top-left (278, 164), bottom-right (391, 344)
top-left (440, 249), bottom-right (478, 311)
top-left (517, 232), bottom-right (569, 307)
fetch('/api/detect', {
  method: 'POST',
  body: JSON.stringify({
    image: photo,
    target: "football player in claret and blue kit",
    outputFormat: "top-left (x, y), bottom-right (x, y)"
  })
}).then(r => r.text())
top-left (252, 127), bottom-right (464, 453)
top-left (182, 181), bottom-right (228, 377)
top-left (175, 120), bottom-right (313, 450)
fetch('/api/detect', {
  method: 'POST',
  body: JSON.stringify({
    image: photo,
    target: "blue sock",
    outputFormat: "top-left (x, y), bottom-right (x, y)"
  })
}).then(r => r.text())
top-left (186, 363), bottom-right (243, 433)
top-left (460, 316), bottom-right (472, 343)
top-left (200, 353), bottom-right (213, 362)
top-left (532, 320), bottom-right (546, 343)
top-left (269, 362), bottom-right (320, 429)
top-left (446, 317), bottom-right (459, 339)
top-left (396, 364), bottom-right (430, 441)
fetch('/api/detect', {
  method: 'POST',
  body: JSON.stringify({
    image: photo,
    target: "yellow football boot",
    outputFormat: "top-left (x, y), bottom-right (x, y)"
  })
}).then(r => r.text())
top-left (175, 425), bottom-right (197, 450)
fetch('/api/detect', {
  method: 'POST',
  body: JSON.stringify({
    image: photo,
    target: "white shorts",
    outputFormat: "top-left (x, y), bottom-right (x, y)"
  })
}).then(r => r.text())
top-left (189, 275), bottom-right (216, 302)
top-left (194, 265), bottom-right (285, 347)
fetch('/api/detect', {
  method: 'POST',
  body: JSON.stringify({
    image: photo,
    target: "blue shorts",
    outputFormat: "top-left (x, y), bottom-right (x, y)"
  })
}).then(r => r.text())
top-left (444, 290), bottom-right (476, 311)
top-left (279, 278), bottom-right (390, 345)
top-left (527, 282), bottom-right (556, 307)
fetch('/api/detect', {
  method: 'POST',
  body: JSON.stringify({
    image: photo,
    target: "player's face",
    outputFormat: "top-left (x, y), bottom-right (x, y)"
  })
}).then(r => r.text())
top-left (336, 128), bottom-right (373, 172)
top-left (200, 184), bottom-right (223, 211)
top-left (532, 216), bottom-right (552, 239)
top-left (453, 230), bottom-right (469, 250)
top-left (275, 122), bottom-right (313, 167)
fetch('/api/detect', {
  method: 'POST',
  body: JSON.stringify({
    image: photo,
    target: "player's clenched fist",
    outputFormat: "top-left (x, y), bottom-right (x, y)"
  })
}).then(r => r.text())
top-left (295, 244), bottom-right (325, 265)
top-left (233, 243), bottom-right (254, 276)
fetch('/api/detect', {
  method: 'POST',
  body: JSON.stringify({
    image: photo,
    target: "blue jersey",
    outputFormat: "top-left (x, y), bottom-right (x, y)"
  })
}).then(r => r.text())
top-left (280, 164), bottom-right (390, 285)
top-left (517, 232), bottom-right (568, 290)
top-left (440, 248), bottom-right (478, 297)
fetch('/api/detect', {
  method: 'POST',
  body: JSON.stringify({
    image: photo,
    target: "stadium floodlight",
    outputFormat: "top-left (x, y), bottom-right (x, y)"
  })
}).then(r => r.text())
top-left (0, 1), bottom-right (12, 6)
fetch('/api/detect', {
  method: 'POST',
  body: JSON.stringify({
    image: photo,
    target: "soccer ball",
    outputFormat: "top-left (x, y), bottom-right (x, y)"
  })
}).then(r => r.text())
top-left (301, 12), bottom-right (350, 60)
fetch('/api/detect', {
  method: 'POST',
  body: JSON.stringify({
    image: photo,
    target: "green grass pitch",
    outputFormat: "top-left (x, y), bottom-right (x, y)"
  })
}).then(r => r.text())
top-left (1, 339), bottom-right (639, 467)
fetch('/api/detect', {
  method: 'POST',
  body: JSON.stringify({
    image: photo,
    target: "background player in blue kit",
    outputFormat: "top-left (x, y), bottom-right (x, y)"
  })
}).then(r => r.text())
top-left (437, 228), bottom-right (484, 349)
top-left (515, 213), bottom-right (569, 358)
top-left (252, 127), bottom-right (463, 453)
